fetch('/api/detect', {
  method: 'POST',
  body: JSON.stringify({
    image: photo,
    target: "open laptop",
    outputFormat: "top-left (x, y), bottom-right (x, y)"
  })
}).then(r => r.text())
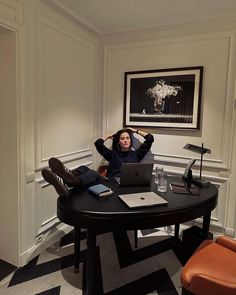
top-left (119, 163), bottom-right (153, 186)
top-left (119, 191), bottom-right (168, 209)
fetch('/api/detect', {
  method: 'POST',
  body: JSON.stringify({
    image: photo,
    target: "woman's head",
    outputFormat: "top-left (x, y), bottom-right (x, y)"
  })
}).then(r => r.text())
top-left (112, 128), bottom-right (133, 152)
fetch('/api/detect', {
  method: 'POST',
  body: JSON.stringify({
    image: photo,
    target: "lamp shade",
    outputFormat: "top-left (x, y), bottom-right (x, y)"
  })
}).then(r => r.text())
top-left (183, 143), bottom-right (211, 155)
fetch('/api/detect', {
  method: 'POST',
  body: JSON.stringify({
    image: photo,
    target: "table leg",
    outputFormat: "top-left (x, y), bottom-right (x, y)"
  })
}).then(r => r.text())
top-left (134, 230), bottom-right (138, 248)
top-left (74, 226), bottom-right (81, 273)
top-left (174, 224), bottom-right (180, 239)
top-left (202, 212), bottom-right (211, 239)
top-left (86, 229), bottom-right (97, 295)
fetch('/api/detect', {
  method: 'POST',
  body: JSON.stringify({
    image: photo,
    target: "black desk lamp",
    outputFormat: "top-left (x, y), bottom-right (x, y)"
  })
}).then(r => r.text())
top-left (183, 143), bottom-right (211, 187)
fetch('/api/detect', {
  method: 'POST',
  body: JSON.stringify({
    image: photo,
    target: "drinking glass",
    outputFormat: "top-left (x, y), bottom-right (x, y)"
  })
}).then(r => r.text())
top-left (158, 171), bottom-right (167, 192)
top-left (155, 166), bottom-right (164, 184)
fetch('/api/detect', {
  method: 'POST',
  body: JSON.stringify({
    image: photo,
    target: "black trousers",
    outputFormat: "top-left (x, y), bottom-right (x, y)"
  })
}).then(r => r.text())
top-left (71, 166), bottom-right (100, 186)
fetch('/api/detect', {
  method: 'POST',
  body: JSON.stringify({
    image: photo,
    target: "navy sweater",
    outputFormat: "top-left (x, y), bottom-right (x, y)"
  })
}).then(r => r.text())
top-left (94, 133), bottom-right (154, 178)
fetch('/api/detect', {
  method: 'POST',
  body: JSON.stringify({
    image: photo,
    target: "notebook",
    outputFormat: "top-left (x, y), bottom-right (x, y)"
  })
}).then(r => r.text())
top-left (119, 163), bottom-right (154, 186)
top-left (119, 191), bottom-right (168, 209)
top-left (88, 184), bottom-right (113, 197)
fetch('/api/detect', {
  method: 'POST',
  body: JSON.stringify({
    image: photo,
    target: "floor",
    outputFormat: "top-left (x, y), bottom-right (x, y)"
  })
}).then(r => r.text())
top-left (0, 227), bottom-right (183, 295)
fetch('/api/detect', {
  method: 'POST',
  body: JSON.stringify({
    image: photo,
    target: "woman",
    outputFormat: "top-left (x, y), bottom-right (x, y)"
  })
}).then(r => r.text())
top-left (41, 128), bottom-right (153, 196)
top-left (94, 127), bottom-right (154, 178)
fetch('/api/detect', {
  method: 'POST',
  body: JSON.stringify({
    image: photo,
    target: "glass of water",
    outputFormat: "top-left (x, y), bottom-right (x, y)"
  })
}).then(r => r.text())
top-left (155, 166), bottom-right (164, 184)
top-left (158, 171), bottom-right (167, 192)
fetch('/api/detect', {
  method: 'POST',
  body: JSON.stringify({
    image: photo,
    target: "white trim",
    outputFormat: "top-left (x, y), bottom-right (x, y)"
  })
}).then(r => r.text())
top-left (36, 217), bottom-right (60, 236)
top-left (34, 12), bottom-right (95, 169)
top-left (193, 218), bottom-right (225, 233)
top-left (37, 149), bottom-right (93, 170)
top-left (41, 148), bottom-right (91, 161)
top-left (225, 227), bottom-right (235, 237)
top-left (44, 0), bottom-right (102, 34)
top-left (0, 0), bottom-right (23, 25)
top-left (162, 169), bottom-right (228, 183)
top-left (104, 30), bottom-right (233, 52)
top-left (19, 223), bottom-right (73, 266)
top-left (152, 152), bottom-right (229, 170)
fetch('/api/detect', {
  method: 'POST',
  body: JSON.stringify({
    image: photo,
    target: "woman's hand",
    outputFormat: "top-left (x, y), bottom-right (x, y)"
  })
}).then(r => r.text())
top-left (127, 127), bottom-right (138, 133)
top-left (102, 134), bottom-right (114, 141)
top-left (127, 127), bottom-right (149, 137)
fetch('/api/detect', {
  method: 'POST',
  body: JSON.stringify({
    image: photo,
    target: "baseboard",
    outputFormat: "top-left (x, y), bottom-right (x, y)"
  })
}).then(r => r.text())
top-left (224, 227), bottom-right (235, 237)
top-left (19, 224), bottom-right (73, 267)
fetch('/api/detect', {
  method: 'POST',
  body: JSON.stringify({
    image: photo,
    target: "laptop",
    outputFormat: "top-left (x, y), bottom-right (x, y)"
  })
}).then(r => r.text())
top-left (119, 191), bottom-right (168, 209)
top-left (119, 163), bottom-right (153, 186)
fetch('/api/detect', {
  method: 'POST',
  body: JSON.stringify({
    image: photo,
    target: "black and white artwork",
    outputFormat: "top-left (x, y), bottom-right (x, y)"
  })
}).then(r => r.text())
top-left (124, 66), bottom-right (203, 129)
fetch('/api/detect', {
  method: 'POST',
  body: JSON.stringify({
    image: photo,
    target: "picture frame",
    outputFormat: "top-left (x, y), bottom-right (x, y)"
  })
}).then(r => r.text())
top-left (124, 66), bottom-right (203, 129)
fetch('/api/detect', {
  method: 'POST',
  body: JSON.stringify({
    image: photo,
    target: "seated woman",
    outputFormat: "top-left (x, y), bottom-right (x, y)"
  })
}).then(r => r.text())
top-left (94, 127), bottom-right (154, 178)
top-left (42, 127), bottom-right (154, 196)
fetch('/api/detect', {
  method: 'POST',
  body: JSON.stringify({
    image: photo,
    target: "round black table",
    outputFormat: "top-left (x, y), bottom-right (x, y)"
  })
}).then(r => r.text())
top-left (57, 176), bottom-right (218, 295)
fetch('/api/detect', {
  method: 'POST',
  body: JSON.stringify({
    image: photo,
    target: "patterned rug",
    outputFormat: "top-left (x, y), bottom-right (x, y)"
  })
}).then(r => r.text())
top-left (0, 228), bottom-right (183, 294)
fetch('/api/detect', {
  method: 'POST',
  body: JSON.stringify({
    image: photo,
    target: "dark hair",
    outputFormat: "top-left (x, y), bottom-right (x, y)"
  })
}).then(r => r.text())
top-left (112, 128), bottom-right (133, 152)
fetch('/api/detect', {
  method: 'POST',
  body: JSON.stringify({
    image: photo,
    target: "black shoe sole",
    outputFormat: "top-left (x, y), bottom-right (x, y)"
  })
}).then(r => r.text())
top-left (49, 157), bottom-right (81, 186)
top-left (42, 168), bottom-right (69, 197)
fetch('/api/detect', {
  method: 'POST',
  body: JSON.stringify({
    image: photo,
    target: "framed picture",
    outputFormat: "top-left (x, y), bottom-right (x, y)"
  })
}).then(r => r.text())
top-left (124, 66), bottom-right (203, 129)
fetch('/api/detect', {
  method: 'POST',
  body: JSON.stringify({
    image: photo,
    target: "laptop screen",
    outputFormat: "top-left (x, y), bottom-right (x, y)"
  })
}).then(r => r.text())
top-left (119, 163), bottom-right (153, 186)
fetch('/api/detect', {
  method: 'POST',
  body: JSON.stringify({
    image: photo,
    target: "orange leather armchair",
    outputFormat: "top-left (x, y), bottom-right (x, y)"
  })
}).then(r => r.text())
top-left (181, 236), bottom-right (236, 295)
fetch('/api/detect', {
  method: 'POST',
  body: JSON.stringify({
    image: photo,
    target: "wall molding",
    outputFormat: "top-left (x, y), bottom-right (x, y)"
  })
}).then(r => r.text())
top-left (36, 12), bottom-right (94, 47)
top-left (43, 0), bottom-right (101, 34)
top-left (225, 227), bottom-right (235, 237)
top-left (164, 169), bottom-right (228, 183)
top-left (146, 152), bottom-right (229, 172)
top-left (20, 223), bottom-right (73, 266)
top-left (0, 0), bottom-right (23, 26)
top-left (34, 12), bottom-right (95, 169)
top-left (104, 30), bottom-right (233, 53)
top-left (36, 217), bottom-right (60, 237)
top-left (36, 148), bottom-right (93, 171)
top-left (193, 217), bottom-right (225, 234)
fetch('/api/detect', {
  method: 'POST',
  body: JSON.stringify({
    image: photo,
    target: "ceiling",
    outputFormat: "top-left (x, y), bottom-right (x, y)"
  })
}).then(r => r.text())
top-left (48, 0), bottom-right (236, 34)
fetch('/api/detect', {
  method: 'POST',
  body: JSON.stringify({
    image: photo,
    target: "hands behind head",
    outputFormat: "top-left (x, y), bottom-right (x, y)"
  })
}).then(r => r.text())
top-left (102, 134), bottom-right (114, 141)
top-left (103, 128), bottom-right (139, 141)
top-left (126, 127), bottom-right (137, 133)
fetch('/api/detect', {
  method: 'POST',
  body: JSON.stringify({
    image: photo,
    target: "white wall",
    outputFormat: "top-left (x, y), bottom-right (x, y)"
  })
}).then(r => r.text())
top-left (0, 29), bottom-right (18, 265)
top-left (227, 97), bottom-right (236, 234)
top-left (0, 0), bottom-right (235, 267)
top-left (102, 23), bottom-right (236, 237)
top-left (24, 1), bottom-right (101, 265)
top-left (0, 0), bottom-right (101, 266)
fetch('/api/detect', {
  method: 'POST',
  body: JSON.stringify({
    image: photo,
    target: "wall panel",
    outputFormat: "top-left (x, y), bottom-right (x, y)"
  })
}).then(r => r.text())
top-left (0, 0), bottom-right (23, 25)
top-left (104, 32), bottom-right (236, 234)
top-left (35, 14), bottom-right (94, 168)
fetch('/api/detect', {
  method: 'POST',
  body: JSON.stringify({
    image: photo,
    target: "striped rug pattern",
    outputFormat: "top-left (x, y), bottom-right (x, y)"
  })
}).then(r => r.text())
top-left (0, 228), bottom-right (182, 294)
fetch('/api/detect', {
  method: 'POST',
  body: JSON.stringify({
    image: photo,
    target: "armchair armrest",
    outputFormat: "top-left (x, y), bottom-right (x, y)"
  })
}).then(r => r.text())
top-left (216, 236), bottom-right (236, 252)
top-left (189, 273), bottom-right (236, 295)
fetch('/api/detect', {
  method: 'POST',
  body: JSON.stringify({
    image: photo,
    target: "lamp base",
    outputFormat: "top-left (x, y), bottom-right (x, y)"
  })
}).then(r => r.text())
top-left (191, 177), bottom-right (210, 187)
